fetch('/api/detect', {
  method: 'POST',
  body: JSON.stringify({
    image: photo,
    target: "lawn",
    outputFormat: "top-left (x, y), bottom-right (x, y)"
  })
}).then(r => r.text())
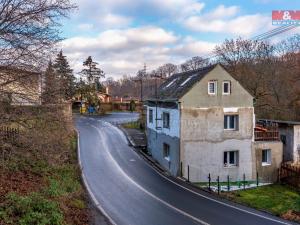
top-left (225, 184), bottom-right (300, 222)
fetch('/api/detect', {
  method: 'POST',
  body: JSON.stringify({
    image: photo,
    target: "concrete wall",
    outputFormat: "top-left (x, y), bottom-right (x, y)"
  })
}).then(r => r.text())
top-left (180, 107), bottom-right (254, 182)
top-left (147, 128), bottom-right (180, 176)
top-left (293, 125), bottom-right (300, 162)
top-left (253, 141), bottom-right (283, 182)
top-left (180, 65), bottom-right (253, 108)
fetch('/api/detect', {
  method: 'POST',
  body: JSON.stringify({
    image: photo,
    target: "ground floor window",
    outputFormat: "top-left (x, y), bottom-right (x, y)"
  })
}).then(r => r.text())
top-left (262, 149), bottom-right (271, 166)
top-left (163, 143), bottom-right (170, 161)
top-left (224, 151), bottom-right (238, 167)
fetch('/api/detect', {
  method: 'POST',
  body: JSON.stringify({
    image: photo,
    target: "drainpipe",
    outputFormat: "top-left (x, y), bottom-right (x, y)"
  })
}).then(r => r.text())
top-left (178, 101), bottom-right (182, 177)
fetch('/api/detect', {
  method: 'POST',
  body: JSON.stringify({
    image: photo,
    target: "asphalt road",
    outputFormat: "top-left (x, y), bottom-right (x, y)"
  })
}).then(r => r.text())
top-left (75, 112), bottom-right (295, 225)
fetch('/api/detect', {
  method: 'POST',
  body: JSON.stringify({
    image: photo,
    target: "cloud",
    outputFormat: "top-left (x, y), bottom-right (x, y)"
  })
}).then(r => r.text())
top-left (101, 13), bottom-right (132, 27)
top-left (61, 26), bottom-right (217, 78)
top-left (184, 13), bottom-right (271, 36)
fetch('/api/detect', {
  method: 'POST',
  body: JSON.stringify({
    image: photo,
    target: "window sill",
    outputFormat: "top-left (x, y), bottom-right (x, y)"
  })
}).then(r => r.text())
top-left (224, 129), bottom-right (238, 131)
top-left (164, 157), bottom-right (170, 161)
top-left (262, 163), bottom-right (271, 167)
top-left (224, 165), bottom-right (238, 168)
top-left (222, 93), bottom-right (230, 95)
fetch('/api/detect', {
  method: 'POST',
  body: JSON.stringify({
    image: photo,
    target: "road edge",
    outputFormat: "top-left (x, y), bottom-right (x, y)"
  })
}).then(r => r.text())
top-left (118, 125), bottom-right (295, 225)
top-left (76, 129), bottom-right (117, 225)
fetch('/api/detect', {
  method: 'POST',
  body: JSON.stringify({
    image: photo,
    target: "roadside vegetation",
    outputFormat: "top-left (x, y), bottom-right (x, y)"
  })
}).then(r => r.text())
top-left (224, 184), bottom-right (300, 223)
top-left (0, 108), bottom-right (89, 225)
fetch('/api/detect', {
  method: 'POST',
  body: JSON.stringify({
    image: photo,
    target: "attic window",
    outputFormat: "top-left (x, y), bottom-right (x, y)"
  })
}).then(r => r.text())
top-left (223, 81), bottom-right (231, 95)
top-left (180, 77), bottom-right (192, 86)
top-left (208, 81), bottom-right (217, 95)
top-left (180, 74), bottom-right (197, 87)
top-left (165, 78), bottom-right (177, 88)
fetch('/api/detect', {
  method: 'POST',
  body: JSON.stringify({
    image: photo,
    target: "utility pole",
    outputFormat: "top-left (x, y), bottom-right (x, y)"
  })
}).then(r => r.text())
top-left (134, 63), bottom-right (147, 103)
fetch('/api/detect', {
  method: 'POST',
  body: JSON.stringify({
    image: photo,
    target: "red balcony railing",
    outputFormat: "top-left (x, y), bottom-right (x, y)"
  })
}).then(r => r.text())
top-left (254, 130), bottom-right (280, 141)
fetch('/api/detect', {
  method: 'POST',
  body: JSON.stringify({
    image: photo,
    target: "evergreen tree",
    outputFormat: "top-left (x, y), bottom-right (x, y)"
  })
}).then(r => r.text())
top-left (80, 56), bottom-right (105, 91)
top-left (53, 50), bottom-right (75, 100)
top-left (42, 61), bottom-right (58, 104)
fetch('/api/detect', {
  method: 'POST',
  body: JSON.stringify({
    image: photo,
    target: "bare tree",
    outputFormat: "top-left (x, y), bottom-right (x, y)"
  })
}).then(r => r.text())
top-left (181, 56), bottom-right (210, 72)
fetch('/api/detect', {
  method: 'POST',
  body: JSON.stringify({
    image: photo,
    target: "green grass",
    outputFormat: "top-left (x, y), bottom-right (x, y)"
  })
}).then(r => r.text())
top-left (122, 121), bottom-right (142, 130)
top-left (227, 184), bottom-right (300, 216)
top-left (0, 135), bottom-right (87, 225)
top-left (0, 192), bottom-right (64, 225)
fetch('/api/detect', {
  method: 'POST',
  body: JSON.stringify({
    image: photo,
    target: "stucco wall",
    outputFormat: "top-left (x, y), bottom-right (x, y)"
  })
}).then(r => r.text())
top-left (180, 65), bottom-right (253, 108)
top-left (182, 139), bottom-right (253, 182)
top-left (180, 107), bottom-right (254, 182)
top-left (147, 106), bottom-right (180, 138)
top-left (147, 128), bottom-right (180, 176)
top-left (293, 125), bottom-right (300, 162)
top-left (253, 141), bottom-right (283, 182)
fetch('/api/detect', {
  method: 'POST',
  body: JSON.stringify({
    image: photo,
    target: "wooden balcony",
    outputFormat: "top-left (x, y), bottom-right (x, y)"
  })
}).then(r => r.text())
top-left (254, 130), bottom-right (280, 141)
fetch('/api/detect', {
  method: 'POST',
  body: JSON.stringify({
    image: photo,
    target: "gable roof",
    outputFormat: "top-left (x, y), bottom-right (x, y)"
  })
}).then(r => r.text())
top-left (149, 64), bottom-right (217, 101)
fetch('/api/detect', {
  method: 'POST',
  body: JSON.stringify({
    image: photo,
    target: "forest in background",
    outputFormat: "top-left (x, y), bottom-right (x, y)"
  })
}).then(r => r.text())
top-left (104, 34), bottom-right (300, 121)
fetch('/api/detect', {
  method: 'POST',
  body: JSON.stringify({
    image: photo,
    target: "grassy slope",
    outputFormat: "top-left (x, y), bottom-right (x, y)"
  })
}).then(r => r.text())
top-left (225, 184), bottom-right (300, 222)
top-left (0, 136), bottom-right (89, 225)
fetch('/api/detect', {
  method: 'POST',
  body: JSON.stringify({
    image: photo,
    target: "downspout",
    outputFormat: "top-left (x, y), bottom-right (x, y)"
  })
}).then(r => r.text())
top-left (178, 101), bottom-right (182, 177)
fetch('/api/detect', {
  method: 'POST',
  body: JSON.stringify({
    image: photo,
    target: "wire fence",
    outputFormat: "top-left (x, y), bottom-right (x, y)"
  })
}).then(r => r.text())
top-left (180, 163), bottom-right (276, 194)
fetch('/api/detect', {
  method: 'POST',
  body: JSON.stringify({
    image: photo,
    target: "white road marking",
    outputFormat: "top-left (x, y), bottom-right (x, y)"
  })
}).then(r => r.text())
top-left (76, 129), bottom-right (118, 225)
top-left (108, 126), bottom-right (292, 225)
top-left (87, 116), bottom-right (291, 225)
top-left (91, 125), bottom-right (209, 225)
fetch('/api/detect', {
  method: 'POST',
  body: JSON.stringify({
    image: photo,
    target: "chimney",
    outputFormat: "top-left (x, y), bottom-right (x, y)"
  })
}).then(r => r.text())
top-left (106, 87), bottom-right (109, 94)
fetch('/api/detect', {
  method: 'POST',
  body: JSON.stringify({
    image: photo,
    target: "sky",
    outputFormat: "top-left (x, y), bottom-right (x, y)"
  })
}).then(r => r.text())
top-left (60, 0), bottom-right (300, 80)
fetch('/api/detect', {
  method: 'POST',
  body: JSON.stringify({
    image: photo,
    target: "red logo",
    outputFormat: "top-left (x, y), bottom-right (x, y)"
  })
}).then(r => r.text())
top-left (272, 10), bottom-right (300, 20)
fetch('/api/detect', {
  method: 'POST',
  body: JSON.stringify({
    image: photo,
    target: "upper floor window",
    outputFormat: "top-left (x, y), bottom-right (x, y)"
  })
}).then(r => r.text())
top-left (222, 81), bottom-right (231, 95)
top-left (262, 149), bottom-right (271, 166)
top-left (163, 112), bottom-right (170, 129)
top-left (208, 81), bottom-right (217, 95)
top-left (149, 109), bottom-right (153, 123)
top-left (224, 115), bottom-right (239, 130)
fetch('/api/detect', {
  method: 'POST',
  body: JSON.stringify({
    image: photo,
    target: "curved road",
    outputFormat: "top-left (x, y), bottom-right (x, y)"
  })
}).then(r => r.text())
top-left (75, 113), bottom-right (294, 225)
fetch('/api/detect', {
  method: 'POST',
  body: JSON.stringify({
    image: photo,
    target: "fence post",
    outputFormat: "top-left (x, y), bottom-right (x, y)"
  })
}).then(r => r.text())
top-left (187, 165), bottom-right (190, 182)
top-left (217, 176), bottom-right (220, 195)
top-left (180, 162), bottom-right (183, 177)
top-left (208, 173), bottom-right (211, 191)
top-left (256, 171), bottom-right (259, 187)
top-left (243, 173), bottom-right (246, 190)
top-left (227, 175), bottom-right (230, 191)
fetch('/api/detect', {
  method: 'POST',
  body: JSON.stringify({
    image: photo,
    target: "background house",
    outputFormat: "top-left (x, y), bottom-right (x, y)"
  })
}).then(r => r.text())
top-left (258, 119), bottom-right (300, 163)
top-left (0, 67), bottom-right (42, 105)
top-left (146, 64), bottom-right (282, 182)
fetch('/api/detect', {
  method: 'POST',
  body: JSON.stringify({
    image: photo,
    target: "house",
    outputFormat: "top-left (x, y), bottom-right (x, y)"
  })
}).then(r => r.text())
top-left (0, 67), bottom-right (42, 105)
top-left (258, 119), bottom-right (300, 163)
top-left (146, 64), bottom-right (282, 182)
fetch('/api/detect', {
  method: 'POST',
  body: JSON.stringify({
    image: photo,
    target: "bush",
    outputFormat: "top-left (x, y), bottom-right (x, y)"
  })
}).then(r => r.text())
top-left (0, 192), bottom-right (64, 225)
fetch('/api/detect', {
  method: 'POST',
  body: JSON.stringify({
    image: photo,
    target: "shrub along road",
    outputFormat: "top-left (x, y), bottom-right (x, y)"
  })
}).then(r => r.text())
top-left (76, 112), bottom-right (295, 225)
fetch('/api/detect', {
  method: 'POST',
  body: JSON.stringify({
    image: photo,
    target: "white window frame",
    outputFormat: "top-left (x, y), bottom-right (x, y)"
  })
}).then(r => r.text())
top-left (224, 114), bottom-right (238, 130)
top-left (163, 112), bottom-right (170, 129)
top-left (208, 81), bottom-right (217, 95)
top-left (222, 81), bottom-right (231, 95)
top-left (224, 151), bottom-right (238, 167)
top-left (262, 149), bottom-right (271, 166)
top-left (163, 143), bottom-right (170, 161)
top-left (149, 109), bottom-right (153, 123)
